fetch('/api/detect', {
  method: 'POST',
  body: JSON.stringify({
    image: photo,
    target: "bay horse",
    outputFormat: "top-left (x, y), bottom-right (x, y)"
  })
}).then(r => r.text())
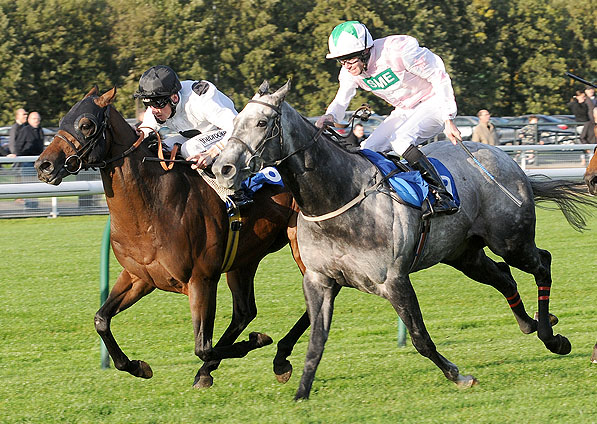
top-left (213, 81), bottom-right (597, 399)
top-left (35, 86), bottom-right (309, 388)
top-left (584, 145), bottom-right (596, 195)
top-left (583, 146), bottom-right (597, 363)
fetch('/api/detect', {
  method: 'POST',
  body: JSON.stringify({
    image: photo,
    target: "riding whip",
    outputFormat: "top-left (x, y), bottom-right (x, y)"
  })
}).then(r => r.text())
top-left (457, 139), bottom-right (523, 207)
top-left (565, 72), bottom-right (597, 89)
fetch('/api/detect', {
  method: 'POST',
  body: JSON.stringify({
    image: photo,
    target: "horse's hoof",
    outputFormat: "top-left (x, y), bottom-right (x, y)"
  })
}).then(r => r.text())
top-left (130, 360), bottom-right (153, 379)
top-left (455, 374), bottom-right (478, 389)
top-left (552, 334), bottom-right (571, 355)
top-left (534, 312), bottom-right (559, 327)
top-left (193, 375), bottom-right (214, 389)
top-left (249, 332), bottom-right (273, 348)
top-left (591, 344), bottom-right (597, 363)
top-left (274, 362), bottom-right (293, 384)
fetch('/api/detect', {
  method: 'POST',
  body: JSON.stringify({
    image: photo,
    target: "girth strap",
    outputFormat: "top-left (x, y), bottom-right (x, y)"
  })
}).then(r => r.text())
top-left (409, 216), bottom-right (431, 272)
top-left (221, 207), bottom-right (242, 273)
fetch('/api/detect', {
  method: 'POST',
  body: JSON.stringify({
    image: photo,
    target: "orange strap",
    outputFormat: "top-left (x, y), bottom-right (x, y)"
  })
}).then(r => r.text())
top-left (138, 126), bottom-right (179, 172)
top-left (157, 138), bottom-right (179, 171)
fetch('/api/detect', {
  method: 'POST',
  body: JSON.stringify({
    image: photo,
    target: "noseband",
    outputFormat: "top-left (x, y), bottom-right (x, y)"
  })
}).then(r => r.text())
top-left (228, 99), bottom-right (323, 174)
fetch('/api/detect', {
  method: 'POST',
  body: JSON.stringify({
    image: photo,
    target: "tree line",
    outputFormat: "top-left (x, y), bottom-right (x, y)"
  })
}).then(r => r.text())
top-left (1, 0), bottom-right (596, 126)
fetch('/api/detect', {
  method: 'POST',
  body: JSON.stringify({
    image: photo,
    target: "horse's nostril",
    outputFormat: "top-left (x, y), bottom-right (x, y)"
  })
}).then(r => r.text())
top-left (38, 160), bottom-right (54, 174)
top-left (221, 164), bottom-right (236, 178)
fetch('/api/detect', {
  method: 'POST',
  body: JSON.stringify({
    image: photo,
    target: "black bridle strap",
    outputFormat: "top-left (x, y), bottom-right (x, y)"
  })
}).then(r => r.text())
top-left (248, 99), bottom-right (281, 114)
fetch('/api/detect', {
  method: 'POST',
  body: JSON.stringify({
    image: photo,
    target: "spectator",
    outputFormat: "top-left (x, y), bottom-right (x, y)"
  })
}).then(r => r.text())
top-left (344, 123), bottom-right (365, 148)
top-left (7, 108), bottom-right (28, 156)
top-left (517, 115), bottom-right (540, 145)
top-left (10, 111), bottom-right (44, 208)
top-left (585, 86), bottom-right (596, 109)
top-left (568, 89), bottom-right (594, 144)
top-left (471, 109), bottom-right (500, 145)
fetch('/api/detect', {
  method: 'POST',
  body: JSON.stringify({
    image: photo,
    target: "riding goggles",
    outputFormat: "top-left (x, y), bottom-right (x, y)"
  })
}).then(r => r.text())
top-left (142, 96), bottom-right (170, 108)
top-left (337, 57), bottom-right (360, 66)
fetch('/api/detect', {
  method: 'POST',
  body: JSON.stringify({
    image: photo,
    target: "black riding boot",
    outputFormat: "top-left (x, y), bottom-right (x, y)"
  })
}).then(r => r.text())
top-left (229, 188), bottom-right (253, 210)
top-left (402, 145), bottom-right (459, 218)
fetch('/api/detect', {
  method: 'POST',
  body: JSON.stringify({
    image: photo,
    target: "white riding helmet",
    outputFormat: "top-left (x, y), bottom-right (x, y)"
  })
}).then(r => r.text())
top-left (326, 21), bottom-right (373, 60)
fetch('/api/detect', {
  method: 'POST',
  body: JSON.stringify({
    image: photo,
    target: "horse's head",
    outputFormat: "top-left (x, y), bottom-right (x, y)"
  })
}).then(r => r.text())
top-left (213, 80), bottom-right (291, 190)
top-left (36, 86), bottom-right (116, 185)
top-left (584, 147), bottom-right (597, 195)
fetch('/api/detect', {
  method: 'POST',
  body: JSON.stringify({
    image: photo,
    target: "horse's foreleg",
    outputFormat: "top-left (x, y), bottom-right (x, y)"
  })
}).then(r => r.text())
top-left (295, 272), bottom-right (340, 400)
top-left (197, 266), bottom-right (270, 384)
top-left (94, 270), bottom-right (155, 378)
top-left (274, 218), bottom-right (309, 383)
top-left (188, 276), bottom-right (219, 389)
top-left (386, 276), bottom-right (477, 388)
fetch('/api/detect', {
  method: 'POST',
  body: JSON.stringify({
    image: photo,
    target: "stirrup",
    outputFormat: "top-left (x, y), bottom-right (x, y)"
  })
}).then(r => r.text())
top-left (422, 192), bottom-right (459, 219)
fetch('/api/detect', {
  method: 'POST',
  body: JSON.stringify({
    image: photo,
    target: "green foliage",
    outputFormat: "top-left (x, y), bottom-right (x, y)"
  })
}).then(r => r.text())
top-left (0, 0), bottom-right (596, 124)
top-left (0, 210), bottom-right (595, 422)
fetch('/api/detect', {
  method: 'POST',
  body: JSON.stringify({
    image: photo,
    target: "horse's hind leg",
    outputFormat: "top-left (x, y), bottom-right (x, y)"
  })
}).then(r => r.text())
top-left (444, 246), bottom-right (538, 334)
top-left (94, 270), bottom-right (155, 378)
top-left (386, 276), bottom-right (477, 388)
top-left (504, 247), bottom-right (571, 355)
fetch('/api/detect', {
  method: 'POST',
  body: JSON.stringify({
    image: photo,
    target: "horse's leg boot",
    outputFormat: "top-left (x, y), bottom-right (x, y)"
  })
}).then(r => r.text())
top-left (402, 145), bottom-right (459, 218)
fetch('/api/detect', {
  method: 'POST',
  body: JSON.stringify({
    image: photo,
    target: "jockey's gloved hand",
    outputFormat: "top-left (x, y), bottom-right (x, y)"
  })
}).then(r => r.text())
top-left (315, 114), bottom-right (335, 129)
top-left (144, 131), bottom-right (158, 143)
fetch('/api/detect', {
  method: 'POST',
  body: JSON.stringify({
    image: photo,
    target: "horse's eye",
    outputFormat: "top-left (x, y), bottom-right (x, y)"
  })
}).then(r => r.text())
top-left (257, 120), bottom-right (268, 127)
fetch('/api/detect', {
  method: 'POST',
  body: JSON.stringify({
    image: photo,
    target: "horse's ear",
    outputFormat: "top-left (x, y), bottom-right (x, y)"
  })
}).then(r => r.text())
top-left (257, 80), bottom-right (270, 96)
top-left (85, 86), bottom-right (99, 98)
top-left (271, 79), bottom-right (291, 104)
top-left (95, 87), bottom-right (117, 107)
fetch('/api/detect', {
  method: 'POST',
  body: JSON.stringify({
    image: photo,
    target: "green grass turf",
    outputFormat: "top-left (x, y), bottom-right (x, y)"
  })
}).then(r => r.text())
top-left (0, 208), bottom-right (595, 423)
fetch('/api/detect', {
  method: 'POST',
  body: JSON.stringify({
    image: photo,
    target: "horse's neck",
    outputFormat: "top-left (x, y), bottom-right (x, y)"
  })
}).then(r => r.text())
top-left (279, 104), bottom-right (375, 216)
top-left (101, 117), bottom-right (219, 225)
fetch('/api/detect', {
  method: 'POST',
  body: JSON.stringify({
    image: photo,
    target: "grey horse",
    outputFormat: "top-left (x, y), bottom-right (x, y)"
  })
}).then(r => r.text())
top-left (213, 81), bottom-right (595, 400)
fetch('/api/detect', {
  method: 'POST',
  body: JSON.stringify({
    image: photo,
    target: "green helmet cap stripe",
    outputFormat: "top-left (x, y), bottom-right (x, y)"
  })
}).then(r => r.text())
top-left (331, 21), bottom-right (359, 46)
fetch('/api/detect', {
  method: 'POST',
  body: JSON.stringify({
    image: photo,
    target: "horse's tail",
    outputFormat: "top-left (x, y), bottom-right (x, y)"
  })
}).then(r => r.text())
top-left (529, 175), bottom-right (596, 232)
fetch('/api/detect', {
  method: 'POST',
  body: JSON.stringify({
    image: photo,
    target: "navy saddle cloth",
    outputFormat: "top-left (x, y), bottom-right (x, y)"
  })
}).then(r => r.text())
top-left (360, 149), bottom-right (460, 208)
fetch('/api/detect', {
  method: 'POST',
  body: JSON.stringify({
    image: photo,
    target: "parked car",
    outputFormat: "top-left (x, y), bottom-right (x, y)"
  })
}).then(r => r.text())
top-left (502, 115), bottom-right (577, 144)
top-left (434, 115), bottom-right (516, 144)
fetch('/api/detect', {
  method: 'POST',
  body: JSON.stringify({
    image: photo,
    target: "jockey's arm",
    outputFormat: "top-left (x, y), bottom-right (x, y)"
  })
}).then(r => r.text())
top-left (399, 37), bottom-right (458, 143)
top-left (320, 72), bottom-right (358, 127)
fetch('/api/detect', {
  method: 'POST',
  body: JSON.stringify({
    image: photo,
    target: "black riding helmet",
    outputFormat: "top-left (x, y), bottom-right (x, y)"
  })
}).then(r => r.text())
top-left (133, 65), bottom-right (182, 99)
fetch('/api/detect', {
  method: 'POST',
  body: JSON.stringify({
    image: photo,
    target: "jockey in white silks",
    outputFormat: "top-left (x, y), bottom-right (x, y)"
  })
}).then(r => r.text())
top-left (316, 21), bottom-right (460, 217)
top-left (134, 65), bottom-right (252, 206)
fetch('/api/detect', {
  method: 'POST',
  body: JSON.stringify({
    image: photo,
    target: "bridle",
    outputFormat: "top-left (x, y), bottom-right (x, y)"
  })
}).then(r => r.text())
top-left (55, 102), bottom-right (144, 174)
top-left (228, 99), bottom-right (324, 174)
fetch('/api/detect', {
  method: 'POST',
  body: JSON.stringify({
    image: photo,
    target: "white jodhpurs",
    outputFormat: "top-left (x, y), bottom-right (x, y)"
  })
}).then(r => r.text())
top-left (361, 98), bottom-right (446, 155)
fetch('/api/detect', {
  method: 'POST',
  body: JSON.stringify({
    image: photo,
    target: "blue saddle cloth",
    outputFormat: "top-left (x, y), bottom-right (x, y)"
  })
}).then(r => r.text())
top-left (360, 149), bottom-right (460, 208)
top-left (241, 166), bottom-right (284, 195)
